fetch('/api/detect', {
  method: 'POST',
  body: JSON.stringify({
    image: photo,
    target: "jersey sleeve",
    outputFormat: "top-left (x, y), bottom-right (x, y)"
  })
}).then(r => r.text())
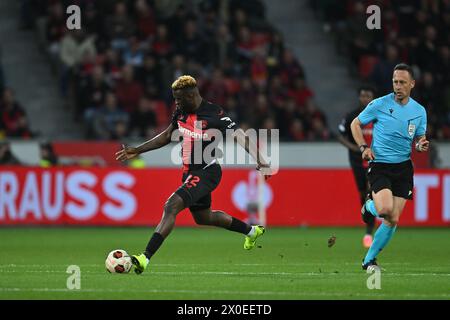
top-left (358, 100), bottom-right (378, 126)
top-left (415, 108), bottom-right (427, 137)
top-left (338, 113), bottom-right (351, 137)
top-left (216, 107), bottom-right (238, 134)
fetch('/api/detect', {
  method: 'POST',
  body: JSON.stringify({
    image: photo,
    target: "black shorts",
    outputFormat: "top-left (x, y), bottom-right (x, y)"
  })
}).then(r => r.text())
top-left (175, 163), bottom-right (222, 211)
top-left (367, 160), bottom-right (414, 200)
top-left (350, 160), bottom-right (368, 192)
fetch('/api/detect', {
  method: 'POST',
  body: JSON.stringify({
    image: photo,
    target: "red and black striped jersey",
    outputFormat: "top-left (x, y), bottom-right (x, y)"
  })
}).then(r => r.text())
top-left (171, 100), bottom-right (237, 172)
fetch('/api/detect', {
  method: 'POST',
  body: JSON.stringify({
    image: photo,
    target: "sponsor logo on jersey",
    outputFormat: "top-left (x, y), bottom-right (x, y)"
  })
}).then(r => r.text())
top-left (178, 125), bottom-right (209, 140)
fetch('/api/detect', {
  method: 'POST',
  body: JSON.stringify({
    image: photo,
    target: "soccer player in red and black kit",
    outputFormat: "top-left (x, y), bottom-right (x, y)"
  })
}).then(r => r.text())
top-left (116, 75), bottom-right (271, 274)
top-left (337, 86), bottom-right (376, 248)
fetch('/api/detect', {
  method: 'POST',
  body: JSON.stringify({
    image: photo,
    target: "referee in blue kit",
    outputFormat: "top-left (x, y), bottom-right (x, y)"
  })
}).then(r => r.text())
top-left (350, 63), bottom-right (429, 271)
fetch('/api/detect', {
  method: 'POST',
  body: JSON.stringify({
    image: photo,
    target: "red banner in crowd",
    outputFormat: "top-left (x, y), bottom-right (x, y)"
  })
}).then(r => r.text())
top-left (0, 167), bottom-right (449, 226)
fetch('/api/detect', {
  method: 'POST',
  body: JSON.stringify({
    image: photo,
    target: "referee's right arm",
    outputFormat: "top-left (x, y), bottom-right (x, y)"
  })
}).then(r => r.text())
top-left (351, 117), bottom-right (374, 160)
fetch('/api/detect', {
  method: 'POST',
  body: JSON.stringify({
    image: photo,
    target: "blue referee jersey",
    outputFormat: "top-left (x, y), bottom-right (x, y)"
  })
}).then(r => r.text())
top-left (358, 93), bottom-right (427, 163)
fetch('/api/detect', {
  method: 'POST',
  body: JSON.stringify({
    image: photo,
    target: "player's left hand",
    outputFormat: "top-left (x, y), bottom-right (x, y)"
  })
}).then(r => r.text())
top-left (416, 137), bottom-right (429, 152)
top-left (115, 144), bottom-right (140, 162)
top-left (256, 163), bottom-right (272, 181)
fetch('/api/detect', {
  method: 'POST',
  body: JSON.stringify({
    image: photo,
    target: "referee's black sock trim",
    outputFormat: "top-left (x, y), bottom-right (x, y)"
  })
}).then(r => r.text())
top-left (144, 232), bottom-right (164, 259)
top-left (227, 217), bottom-right (252, 235)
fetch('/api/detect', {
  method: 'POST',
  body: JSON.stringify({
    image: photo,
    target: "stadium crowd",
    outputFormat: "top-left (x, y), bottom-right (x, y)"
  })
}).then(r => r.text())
top-left (20, 0), bottom-right (330, 141)
top-left (311, 0), bottom-right (450, 140)
top-left (3, 0), bottom-right (449, 143)
top-left (0, 48), bottom-right (34, 140)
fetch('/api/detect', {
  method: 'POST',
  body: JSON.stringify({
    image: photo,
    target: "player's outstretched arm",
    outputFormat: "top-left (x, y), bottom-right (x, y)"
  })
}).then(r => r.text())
top-left (232, 128), bottom-right (271, 179)
top-left (415, 135), bottom-right (429, 152)
top-left (350, 117), bottom-right (375, 160)
top-left (115, 123), bottom-right (175, 162)
top-left (337, 133), bottom-right (360, 152)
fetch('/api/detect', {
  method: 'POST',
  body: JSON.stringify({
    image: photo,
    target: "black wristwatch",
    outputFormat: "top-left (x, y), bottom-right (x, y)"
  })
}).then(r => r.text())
top-left (359, 144), bottom-right (369, 153)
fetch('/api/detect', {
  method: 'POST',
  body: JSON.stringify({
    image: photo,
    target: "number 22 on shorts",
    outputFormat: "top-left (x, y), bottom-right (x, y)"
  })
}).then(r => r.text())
top-left (184, 175), bottom-right (200, 188)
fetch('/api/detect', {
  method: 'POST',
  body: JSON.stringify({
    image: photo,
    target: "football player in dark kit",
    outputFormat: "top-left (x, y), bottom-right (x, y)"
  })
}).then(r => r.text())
top-left (337, 86), bottom-right (376, 248)
top-left (116, 75), bottom-right (271, 274)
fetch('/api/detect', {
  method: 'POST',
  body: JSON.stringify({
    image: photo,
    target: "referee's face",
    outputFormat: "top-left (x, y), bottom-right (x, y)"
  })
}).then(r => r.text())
top-left (393, 70), bottom-right (415, 101)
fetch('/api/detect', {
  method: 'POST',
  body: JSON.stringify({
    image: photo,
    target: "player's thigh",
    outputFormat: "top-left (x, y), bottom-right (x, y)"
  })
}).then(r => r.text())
top-left (372, 188), bottom-right (394, 216)
top-left (190, 207), bottom-right (212, 225)
top-left (390, 196), bottom-right (407, 224)
top-left (164, 192), bottom-right (186, 214)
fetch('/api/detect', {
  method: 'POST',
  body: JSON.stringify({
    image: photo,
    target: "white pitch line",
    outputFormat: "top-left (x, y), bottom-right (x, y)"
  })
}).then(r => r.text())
top-left (1, 269), bottom-right (449, 277)
top-left (0, 287), bottom-right (449, 299)
top-left (0, 262), bottom-right (413, 268)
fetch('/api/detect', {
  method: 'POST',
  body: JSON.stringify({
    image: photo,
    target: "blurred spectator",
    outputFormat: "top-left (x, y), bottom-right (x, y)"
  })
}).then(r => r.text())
top-left (82, 2), bottom-right (104, 38)
top-left (308, 117), bottom-right (331, 141)
top-left (130, 96), bottom-right (157, 138)
top-left (344, 1), bottom-right (377, 65)
top-left (76, 65), bottom-right (111, 120)
top-left (266, 31), bottom-right (285, 74)
top-left (46, 2), bottom-right (66, 59)
top-left (370, 44), bottom-right (400, 95)
top-left (163, 54), bottom-right (189, 95)
top-left (176, 19), bottom-right (207, 64)
top-left (39, 142), bottom-right (58, 167)
top-left (115, 65), bottom-right (143, 113)
top-left (250, 48), bottom-right (268, 87)
top-left (104, 1), bottom-right (135, 51)
top-left (211, 23), bottom-right (236, 68)
top-left (288, 77), bottom-right (314, 108)
top-left (135, 0), bottom-right (157, 40)
top-left (152, 24), bottom-right (173, 62)
top-left (90, 92), bottom-right (129, 140)
top-left (203, 69), bottom-right (230, 107)
top-left (136, 54), bottom-right (163, 98)
top-left (289, 119), bottom-right (306, 141)
top-left (123, 36), bottom-right (145, 67)
top-left (278, 49), bottom-right (305, 86)
top-left (0, 88), bottom-right (33, 138)
top-left (0, 141), bottom-right (21, 165)
top-left (59, 30), bottom-right (97, 97)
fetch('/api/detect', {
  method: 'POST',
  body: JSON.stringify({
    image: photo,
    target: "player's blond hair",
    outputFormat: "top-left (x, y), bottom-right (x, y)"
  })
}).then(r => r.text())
top-left (171, 75), bottom-right (197, 90)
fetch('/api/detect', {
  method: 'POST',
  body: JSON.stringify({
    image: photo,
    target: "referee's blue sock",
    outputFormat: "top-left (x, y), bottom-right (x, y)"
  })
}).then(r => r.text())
top-left (366, 199), bottom-right (379, 217)
top-left (363, 223), bottom-right (397, 265)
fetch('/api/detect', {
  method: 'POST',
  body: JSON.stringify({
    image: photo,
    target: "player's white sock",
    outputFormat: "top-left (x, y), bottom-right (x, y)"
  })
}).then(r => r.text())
top-left (247, 226), bottom-right (256, 237)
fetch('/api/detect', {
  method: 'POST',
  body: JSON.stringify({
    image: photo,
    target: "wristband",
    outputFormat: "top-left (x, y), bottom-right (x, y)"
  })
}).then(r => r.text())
top-left (359, 144), bottom-right (368, 153)
top-left (415, 142), bottom-right (421, 152)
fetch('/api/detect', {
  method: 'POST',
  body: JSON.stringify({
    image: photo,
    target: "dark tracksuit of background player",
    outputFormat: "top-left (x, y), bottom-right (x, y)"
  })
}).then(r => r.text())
top-left (338, 108), bottom-right (375, 235)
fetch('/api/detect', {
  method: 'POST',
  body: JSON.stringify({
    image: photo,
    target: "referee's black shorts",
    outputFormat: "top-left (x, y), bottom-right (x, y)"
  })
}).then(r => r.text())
top-left (175, 163), bottom-right (222, 211)
top-left (367, 160), bottom-right (414, 200)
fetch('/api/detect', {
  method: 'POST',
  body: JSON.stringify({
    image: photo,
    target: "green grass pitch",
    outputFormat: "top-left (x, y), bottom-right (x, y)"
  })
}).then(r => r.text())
top-left (0, 226), bottom-right (449, 299)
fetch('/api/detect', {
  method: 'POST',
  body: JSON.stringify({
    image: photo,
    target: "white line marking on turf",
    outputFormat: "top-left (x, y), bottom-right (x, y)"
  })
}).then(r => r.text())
top-left (1, 269), bottom-right (449, 277)
top-left (0, 262), bottom-right (413, 268)
top-left (0, 287), bottom-right (449, 299)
